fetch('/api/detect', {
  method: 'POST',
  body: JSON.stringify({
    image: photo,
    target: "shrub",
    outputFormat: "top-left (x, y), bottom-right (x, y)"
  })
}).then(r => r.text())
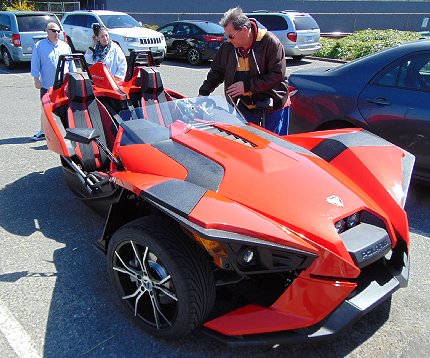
top-left (2, 0), bottom-right (35, 11)
top-left (314, 29), bottom-right (421, 60)
top-left (143, 24), bottom-right (159, 31)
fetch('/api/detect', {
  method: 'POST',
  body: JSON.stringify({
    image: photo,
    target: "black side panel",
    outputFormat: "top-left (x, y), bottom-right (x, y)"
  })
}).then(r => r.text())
top-left (153, 140), bottom-right (224, 192)
top-left (120, 120), bottom-right (170, 145)
top-left (311, 130), bottom-right (392, 162)
top-left (242, 126), bottom-right (318, 157)
top-left (141, 179), bottom-right (207, 217)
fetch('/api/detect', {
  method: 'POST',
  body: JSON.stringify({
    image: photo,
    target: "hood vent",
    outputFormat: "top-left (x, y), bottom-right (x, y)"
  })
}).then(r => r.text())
top-left (206, 126), bottom-right (257, 147)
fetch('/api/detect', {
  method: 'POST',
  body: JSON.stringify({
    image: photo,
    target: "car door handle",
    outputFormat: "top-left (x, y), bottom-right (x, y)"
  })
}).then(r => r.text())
top-left (367, 97), bottom-right (391, 106)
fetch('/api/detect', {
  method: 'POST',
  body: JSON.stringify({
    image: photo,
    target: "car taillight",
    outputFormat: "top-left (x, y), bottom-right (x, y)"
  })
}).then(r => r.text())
top-left (287, 32), bottom-right (297, 42)
top-left (63, 32), bottom-right (68, 43)
top-left (288, 85), bottom-right (298, 97)
top-left (203, 35), bottom-right (224, 42)
top-left (12, 34), bottom-right (21, 47)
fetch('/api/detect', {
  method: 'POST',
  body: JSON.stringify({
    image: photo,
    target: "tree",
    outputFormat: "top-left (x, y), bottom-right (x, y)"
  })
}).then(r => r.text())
top-left (1, 1), bottom-right (36, 11)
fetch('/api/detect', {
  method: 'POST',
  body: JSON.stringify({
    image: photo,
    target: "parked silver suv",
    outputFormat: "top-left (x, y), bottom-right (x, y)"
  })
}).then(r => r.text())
top-left (0, 11), bottom-right (65, 69)
top-left (61, 10), bottom-right (166, 64)
top-left (246, 10), bottom-right (321, 60)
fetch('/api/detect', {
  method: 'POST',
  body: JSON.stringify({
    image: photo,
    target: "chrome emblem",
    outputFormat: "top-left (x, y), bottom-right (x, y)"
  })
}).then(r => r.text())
top-left (326, 195), bottom-right (344, 207)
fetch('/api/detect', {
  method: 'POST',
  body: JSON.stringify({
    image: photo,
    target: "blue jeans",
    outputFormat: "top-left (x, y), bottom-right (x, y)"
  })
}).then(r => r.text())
top-left (238, 102), bottom-right (290, 135)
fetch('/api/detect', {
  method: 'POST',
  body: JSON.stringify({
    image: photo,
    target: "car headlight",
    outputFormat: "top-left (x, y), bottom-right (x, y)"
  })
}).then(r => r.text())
top-left (123, 36), bottom-right (139, 43)
top-left (335, 219), bottom-right (346, 233)
top-left (346, 212), bottom-right (360, 228)
top-left (335, 212), bottom-right (361, 234)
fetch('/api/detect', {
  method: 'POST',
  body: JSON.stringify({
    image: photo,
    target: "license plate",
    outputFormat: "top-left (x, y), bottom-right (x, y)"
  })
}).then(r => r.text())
top-left (306, 36), bottom-right (314, 42)
top-left (150, 47), bottom-right (158, 52)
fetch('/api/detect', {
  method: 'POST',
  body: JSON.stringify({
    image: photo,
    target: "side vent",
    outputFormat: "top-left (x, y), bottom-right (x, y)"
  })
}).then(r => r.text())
top-left (207, 126), bottom-right (257, 147)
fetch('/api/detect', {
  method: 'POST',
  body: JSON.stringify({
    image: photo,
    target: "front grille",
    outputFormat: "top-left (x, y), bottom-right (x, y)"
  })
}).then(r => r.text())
top-left (140, 37), bottom-right (162, 45)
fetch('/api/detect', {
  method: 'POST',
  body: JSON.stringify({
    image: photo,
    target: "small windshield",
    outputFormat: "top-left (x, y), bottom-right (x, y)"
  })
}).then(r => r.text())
top-left (119, 95), bottom-right (247, 137)
top-left (99, 14), bottom-right (142, 29)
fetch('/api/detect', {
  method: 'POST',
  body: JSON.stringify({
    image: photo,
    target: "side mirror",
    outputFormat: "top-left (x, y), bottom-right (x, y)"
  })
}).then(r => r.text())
top-left (65, 127), bottom-right (100, 144)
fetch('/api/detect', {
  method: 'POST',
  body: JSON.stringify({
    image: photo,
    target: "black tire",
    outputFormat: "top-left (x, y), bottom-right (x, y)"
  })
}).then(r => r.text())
top-left (174, 41), bottom-right (188, 56)
top-left (107, 216), bottom-right (216, 339)
top-left (187, 47), bottom-right (202, 65)
top-left (1, 47), bottom-right (16, 69)
top-left (292, 55), bottom-right (304, 61)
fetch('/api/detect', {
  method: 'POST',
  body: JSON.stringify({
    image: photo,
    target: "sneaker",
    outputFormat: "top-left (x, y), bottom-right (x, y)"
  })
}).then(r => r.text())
top-left (31, 131), bottom-right (45, 141)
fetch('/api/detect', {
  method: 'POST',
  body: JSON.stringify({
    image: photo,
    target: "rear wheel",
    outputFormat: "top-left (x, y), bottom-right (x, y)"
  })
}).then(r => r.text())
top-left (187, 47), bottom-right (202, 65)
top-left (107, 216), bottom-right (215, 339)
top-left (2, 47), bottom-right (16, 69)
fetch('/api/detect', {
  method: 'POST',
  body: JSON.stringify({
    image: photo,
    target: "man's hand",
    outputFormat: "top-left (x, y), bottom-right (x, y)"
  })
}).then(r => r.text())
top-left (34, 77), bottom-right (42, 90)
top-left (226, 81), bottom-right (245, 98)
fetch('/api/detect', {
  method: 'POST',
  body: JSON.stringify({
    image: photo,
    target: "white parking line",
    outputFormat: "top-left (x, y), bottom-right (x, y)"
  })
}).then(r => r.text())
top-left (0, 301), bottom-right (41, 358)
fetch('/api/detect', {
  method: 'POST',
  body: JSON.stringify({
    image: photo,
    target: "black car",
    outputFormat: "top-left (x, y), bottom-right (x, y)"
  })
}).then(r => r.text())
top-left (288, 39), bottom-right (430, 181)
top-left (157, 20), bottom-right (225, 65)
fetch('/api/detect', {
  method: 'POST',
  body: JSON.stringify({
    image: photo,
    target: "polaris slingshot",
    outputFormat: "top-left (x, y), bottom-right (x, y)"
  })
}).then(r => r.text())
top-left (40, 53), bottom-right (414, 346)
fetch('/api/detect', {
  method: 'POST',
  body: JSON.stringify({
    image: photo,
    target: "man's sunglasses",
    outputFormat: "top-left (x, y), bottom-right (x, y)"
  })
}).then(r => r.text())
top-left (48, 29), bottom-right (61, 33)
top-left (228, 27), bottom-right (242, 40)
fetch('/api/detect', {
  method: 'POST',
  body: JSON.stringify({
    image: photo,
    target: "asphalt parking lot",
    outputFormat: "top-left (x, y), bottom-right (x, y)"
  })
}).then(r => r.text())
top-left (0, 57), bottom-right (429, 358)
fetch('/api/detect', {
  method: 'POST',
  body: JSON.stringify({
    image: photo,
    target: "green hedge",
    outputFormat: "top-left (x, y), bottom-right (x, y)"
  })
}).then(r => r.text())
top-left (314, 29), bottom-right (422, 61)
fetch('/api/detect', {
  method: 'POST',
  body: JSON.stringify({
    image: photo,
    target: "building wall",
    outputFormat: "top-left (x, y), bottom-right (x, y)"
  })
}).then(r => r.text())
top-left (101, 0), bottom-right (430, 32)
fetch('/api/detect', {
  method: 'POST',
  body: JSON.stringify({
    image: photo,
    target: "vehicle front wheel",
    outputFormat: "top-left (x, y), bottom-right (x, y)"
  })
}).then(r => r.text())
top-left (107, 216), bottom-right (215, 339)
top-left (2, 48), bottom-right (16, 69)
top-left (187, 47), bottom-right (202, 65)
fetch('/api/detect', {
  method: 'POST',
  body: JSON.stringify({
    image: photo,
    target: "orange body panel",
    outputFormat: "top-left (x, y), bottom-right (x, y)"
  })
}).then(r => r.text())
top-left (204, 273), bottom-right (356, 335)
top-left (189, 191), bottom-right (319, 254)
top-left (118, 144), bottom-right (188, 180)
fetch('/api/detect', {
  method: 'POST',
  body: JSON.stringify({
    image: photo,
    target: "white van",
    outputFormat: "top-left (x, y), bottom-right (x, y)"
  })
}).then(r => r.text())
top-left (61, 10), bottom-right (166, 64)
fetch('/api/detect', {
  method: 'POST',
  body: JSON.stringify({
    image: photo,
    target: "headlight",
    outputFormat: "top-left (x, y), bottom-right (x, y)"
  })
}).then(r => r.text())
top-left (346, 212), bottom-right (360, 228)
top-left (335, 219), bottom-right (346, 233)
top-left (335, 211), bottom-right (361, 234)
top-left (123, 36), bottom-right (139, 43)
top-left (239, 247), bottom-right (256, 265)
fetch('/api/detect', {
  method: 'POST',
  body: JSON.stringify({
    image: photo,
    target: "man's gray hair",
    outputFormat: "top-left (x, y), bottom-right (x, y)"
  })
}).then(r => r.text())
top-left (219, 7), bottom-right (251, 30)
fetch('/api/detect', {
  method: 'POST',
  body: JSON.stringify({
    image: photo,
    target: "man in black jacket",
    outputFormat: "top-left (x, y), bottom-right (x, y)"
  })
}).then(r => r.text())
top-left (199, 7), bottom-right (290, 135)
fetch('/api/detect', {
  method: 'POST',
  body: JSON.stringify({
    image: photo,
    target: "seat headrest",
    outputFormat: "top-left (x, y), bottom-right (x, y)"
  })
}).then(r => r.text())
top-left (67, 72), bottom-right (95, 102)
top-left (137, 67), bottom-right (164, 95)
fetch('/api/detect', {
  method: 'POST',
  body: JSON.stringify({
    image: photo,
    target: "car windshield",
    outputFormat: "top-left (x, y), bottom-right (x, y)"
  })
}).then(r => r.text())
top-left (99, 14), bottom-right (142, 29)
top-left (119, 95), bottom-right (247, 136)
top-left (195, 22), bottom-right (224, 34)
top-left (17, 14), bottom-right (60, 32)
top-left (292, 15), bottom-right (319, 30)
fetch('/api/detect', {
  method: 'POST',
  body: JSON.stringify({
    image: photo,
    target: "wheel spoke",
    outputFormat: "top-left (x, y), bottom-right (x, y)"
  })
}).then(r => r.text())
top-left (134, 288), bottom-right (148, 317)
top-left (150, 292), bottom-right (172, 328)
top-left (153, 282), bottom-right (178, 302)
top-left (114, 251), bottom-right (139, 278)
top-left (130, 241), bottom-right (148, 275)
top-left (122, 287), bottom-right (141, 300)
